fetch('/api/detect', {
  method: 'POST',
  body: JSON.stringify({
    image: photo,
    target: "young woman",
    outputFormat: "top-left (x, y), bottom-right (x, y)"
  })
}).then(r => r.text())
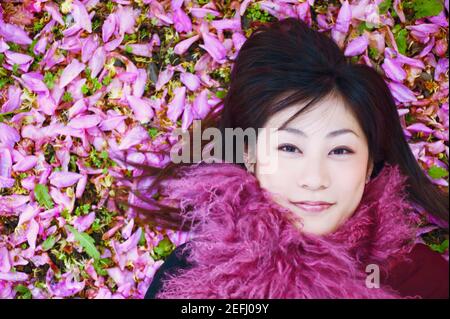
top-left (115, 18), bottom-right (449, 299)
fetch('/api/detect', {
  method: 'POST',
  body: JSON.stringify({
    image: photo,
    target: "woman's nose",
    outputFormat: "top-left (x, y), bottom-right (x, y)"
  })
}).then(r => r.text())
top-left (296, 160), bottom-right (330, 190)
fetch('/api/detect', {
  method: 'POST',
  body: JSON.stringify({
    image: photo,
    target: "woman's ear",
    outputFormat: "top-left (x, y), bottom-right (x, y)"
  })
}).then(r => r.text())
top-left (366, 159), bottom-right (374, 184)
top-left (243, 145), bottom-right (256, 174)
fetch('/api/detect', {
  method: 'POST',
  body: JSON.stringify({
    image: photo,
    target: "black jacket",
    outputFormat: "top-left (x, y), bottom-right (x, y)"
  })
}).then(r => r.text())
top-left (144, 242), bottom-right (193, 299)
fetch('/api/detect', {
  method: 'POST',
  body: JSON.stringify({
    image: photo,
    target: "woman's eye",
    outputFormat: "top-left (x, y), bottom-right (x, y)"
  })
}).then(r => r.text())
top-left (330, 147), bottom-right (353, 155)
top-left (278, 144), bottom-right (300, 153)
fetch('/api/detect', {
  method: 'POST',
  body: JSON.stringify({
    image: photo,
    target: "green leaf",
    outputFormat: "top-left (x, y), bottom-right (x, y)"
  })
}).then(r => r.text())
top-left (152, 236), bottom-right (175, 260)
top-left (62, 91), bottom-right (73, 102)
top-left (205, 13), bottom-right (215, 22)
top-left (44, 72), bottom-right (56, 89)
top-left (125, 45), bottom-right (133, 54)
top-left (7, 42), bottom-right (21, 52)
top-left (42, 235), bottom-right (57, 251)
top-left (74, 203), bottom-right (91, 216)
top-left (369, 47), bottom-right (380, 59)
top-left (138, 228), bottom-right (146, 246)
top-left (14, 284), bottom-right (32, 299)
top-left (85, 67), bottom-right (92, 79)
top-left (357, 22), bottom-right (374, 34)
top-left (91, 78), bottom-right (102, 93)
top-left (93, 258), bottom-right (113, 276)
top-left (148, 127), bottom-right (159, 139)
top-left (412, 0), bottom-right (444, 19)
top-left (394, 28), bottom-right (408, 55)
top-left (378, 0), bottom-right (392, 14)
top-left (81, 84), bottom-right (90, 95)
top-left (428, 239), bottom-right (449, 254)
top-left (65, 225), bottom-right (101, 260)
top-left (428, 166), bottom-right (449, 179)
top-left (12, 64), bottom-right (19, 75)
top-left (34, 184), bottom-right (54, 209)
top-left (106, 1), bottom-right (115, 12)
top-left (215, 90), bottom-right (227, 99)
top-left (102, 75), bottom-right (112, 86)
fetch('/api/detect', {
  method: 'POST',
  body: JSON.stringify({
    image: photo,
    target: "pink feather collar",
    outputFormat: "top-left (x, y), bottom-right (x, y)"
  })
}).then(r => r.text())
top-left (155, 162), bottom-right (421, 298)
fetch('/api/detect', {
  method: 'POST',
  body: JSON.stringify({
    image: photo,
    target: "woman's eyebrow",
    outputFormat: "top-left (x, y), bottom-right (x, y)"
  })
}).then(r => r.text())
top-left (276, 127), bottom-right (359, 138)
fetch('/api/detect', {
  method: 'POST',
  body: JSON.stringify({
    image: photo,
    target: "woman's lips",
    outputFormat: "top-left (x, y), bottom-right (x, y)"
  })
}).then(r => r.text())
top-left (291, 201), bottom-right (335, 213)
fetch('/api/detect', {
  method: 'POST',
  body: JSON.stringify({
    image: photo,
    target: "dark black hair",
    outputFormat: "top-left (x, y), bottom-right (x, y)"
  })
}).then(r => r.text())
top-left (114, 18), bottom-right (448, 230)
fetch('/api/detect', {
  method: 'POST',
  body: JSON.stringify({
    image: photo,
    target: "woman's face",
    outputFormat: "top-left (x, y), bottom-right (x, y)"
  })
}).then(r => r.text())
top-left (246, 93), bottom-right (373, 236)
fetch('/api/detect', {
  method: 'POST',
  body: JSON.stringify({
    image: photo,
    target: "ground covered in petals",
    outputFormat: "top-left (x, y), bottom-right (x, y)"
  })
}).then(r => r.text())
top-left (0, 0), bottom-right (448, 299)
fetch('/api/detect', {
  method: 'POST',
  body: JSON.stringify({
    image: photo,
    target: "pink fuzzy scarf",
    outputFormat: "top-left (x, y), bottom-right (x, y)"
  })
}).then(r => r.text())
top-left (154, 162), bottom-right (421, 298)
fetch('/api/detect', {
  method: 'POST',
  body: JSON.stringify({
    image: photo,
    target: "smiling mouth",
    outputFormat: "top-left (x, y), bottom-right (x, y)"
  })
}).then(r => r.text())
top-left (290, 202), bottom-right (335, 213)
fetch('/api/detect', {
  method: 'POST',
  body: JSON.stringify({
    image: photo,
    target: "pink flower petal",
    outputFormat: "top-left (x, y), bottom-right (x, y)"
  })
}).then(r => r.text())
top-left (117, 6), bottom-right (137, 35)
top-left (126, 95), bottom-right (155, 124)
top-left (121, 219), bottom-right (134, 239)
top-left (117, 71), bottom-right (137, 83)
top-left (211, 18), bottom-right (242, 31)
top-left (193, 89), bottom-right (211, 119)
top-left (75, 174), bottom-right (87, 198)
top-left (189, 8), bottom-right (220, 19)
top-left (427, 140), bottom-right (446, 154)
top-left (167, 86), bottom-right (186, 123)
top-left (133, 69), bottom-right (147, 98)
top-left (72, 0), bottom-right (92, 33)
top-left (155, 66), bottom-right (174, 91)
top-left (181, 103), bottom-right (194, 131)
top-left (68, 98), bottom-right (88, 119)
top-left (0, 37), bottom-right (10, 53)
top-left (68, 114), bottom-right (101, 129)
top-left (335, 0), bottom-right (351, 33)
top-left (89, 46), bottom-right (106, 79)
top-left (174, 35), bottom-right (200, 55)
top-left (0, 21), bottom-right (32, 45)
top-left (102, 13), bottom-right (116, 43)
top-left (21, 72), bottom-right (49, 93)
top-left (37, 93), bottom-right (57, 116)
top-left (0, 123), bottom-right (20, 148)
top-left (99, 115), bottom-right (127, 131)
top-left (173, 8), bottom-right (192, 33)
top-left (33, 36), bottom-right (48, 55)
top-left (0, 246), bottom-right (11, 273)
top-left (344, 35), bottom-right (368, 56)
top-left (387, 82), bottom-right (417, 103)
top-left (118, 228), bottom-right (142, 252)
top-left (46, 268), bottom-right (85, 297)
top-left (180, 72), bottom-right (200, 91)
top-left (44, 2), bottom-right (65, 25)
top-left (199, 31), bottom-right (227, 63)
top-left (26, 218), bottom-right (39, 250)
top-left (0, 148), bottom-right (12, 179)
top-left (81, 35), bottom-right (99, 63)
top-left (0, 272), bottom-right (28, 282)
top-left (0, 176), bottom-right (14, 189)
top-left (1, 85), bottom-right (22, 113)
top-left (434, 58), bottom-right (449, 81)
top-left (407, 123), bottom-right (433, 135)
top-left (12, 155), bottom-right (38, 172)
top-left (121, 43), bottom-right (153, 57)
top-left (59, 59), bottom-right (86, 89)
top-left (4, 50), bottom-right (33, 65)
top-left (118, 126), bottom-right (149, 150)
top-left (49, 171), bottom-right (83, 188)
top-left (104, 33), bottom-right (124, 52)
top-left (73, 212), bottom-right (96, 232)
top-left (382, 57), bottom-right (407, 82)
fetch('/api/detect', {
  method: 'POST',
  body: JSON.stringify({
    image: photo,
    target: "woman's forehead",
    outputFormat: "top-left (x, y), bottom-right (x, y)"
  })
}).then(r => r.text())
top-left (265, 96), bottom-right (361, 135)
